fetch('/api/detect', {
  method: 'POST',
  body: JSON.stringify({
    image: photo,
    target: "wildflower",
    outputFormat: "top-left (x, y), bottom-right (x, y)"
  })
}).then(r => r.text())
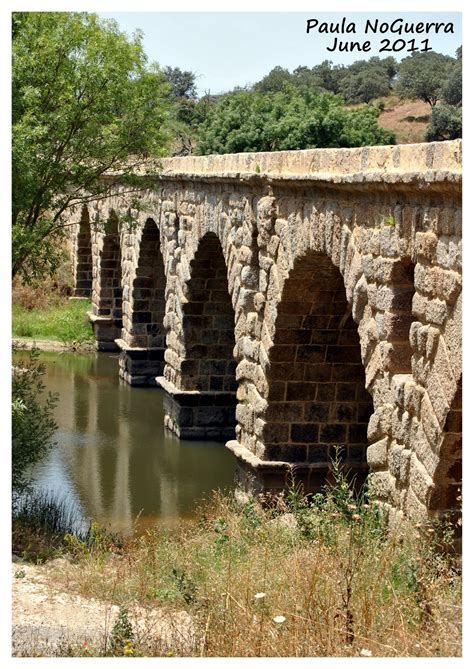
top-left (360, 648), bottom-right (373, 657)
top-left (352, 514), bottom-right (362, 522)
top-left (123, 640), bottom-right (134, 657)
top-left (347, 504), bottom-right (357, 511)
top-left (254, 592), bottom-right (266, 600)
top-left (427, 528), bottom-right (435, 534)
top-left (273, 615), bottom-right (286, 624)
top-left (363, 503), bottom-right (371, 510)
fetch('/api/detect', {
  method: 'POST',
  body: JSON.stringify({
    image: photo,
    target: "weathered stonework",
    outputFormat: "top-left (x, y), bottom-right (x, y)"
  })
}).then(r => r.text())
top-left (67, 140), bottom-right (462, 525)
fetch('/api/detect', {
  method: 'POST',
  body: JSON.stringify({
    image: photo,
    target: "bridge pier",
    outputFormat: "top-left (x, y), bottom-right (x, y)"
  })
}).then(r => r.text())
top-left (116, 339), bottom-right (165, 386)
top-left (157, 376), bottom-right (237, 441)
top-left (226, 440), bottom-right (367, 497)
top-left (88, 313), bottom-right (121, 351)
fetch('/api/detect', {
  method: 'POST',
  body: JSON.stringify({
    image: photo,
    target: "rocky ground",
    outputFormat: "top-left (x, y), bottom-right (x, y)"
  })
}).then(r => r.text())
top-left (12, 338), bottom-right (96, 354)
top-left (11, 559), bottom-right (195, 657)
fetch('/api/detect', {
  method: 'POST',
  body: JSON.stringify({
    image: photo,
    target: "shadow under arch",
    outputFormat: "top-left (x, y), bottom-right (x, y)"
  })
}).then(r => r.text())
top-left (262, 249), bottom-right (374, 491)
top-left (92, 211), bottom-right (122, 350)
top-left (429, 378), bottom-right (462, 527)
top-left (159, 231), bottom-right (238, 441)
top-left (119, 218), bottom-right (167, 385)
top-left (74, 206), bottom-right (92, 297)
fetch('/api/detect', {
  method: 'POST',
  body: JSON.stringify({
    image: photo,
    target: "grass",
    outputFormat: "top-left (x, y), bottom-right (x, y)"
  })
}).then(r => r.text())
top-left (13, 488), bottom-right (122, 563)
top-left (376, 97), bottom-right (432, 144)
top-left (13, 465), bottom-right (462, 658)
top-left (12, 298), bottom-right (94, 344)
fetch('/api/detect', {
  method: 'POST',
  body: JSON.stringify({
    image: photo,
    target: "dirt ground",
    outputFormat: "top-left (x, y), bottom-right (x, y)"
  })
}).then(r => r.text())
top-left (11, 559), bottom-right (195, 657)
top-left (378, 99), bottom-right (431, 144)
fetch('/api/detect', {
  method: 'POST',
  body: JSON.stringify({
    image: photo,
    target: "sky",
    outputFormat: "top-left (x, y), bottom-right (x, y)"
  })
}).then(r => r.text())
top-left (99, 12), bottom-right (462, 95)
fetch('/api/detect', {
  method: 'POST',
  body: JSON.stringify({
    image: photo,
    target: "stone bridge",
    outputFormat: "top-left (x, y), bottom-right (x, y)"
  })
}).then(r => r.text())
top-left (68, 140), bottom-right (462, 525)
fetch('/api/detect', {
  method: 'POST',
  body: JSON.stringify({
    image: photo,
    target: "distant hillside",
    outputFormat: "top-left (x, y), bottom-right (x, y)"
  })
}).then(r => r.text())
top-left (376, 96), bottom-right (431, 144)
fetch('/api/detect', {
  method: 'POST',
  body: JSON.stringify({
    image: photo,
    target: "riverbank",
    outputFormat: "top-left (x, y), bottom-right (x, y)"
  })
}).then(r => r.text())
top-left (12, 298), bottom-right (94, 347)
top-left (12, 337), bottom-right (96, 354)
top-left (12, 483), bottom-right (462, 658)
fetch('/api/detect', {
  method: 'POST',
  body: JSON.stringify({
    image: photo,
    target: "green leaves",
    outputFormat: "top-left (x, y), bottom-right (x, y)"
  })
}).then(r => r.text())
top-left (12, 12), bottom-right (171, 281)
top-left (396, 51), bottom-right (457, 108)
top-left (196, 87), bottom-right (395, 155)
top-left (12, 350), bottom-right (58, 493)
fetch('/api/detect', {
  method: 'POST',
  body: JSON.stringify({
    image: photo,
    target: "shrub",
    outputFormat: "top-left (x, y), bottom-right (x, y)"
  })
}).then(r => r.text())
top-left (12, 349), bottom-right (58, 493)
top-left (425, 104), bottom-right (462, 141)
top-left (196, 87), bottom-right (395, 154)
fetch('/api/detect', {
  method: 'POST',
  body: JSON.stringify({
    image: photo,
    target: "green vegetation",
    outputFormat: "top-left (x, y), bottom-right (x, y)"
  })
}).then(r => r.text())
top-left (425, 47), bottom-right (462, 141)
top-left (12, 351), bottom-right (58, 493)
top-left (12, 11), bottom-right (171, 282)
top-left (425, 104), bottom-right (462, 142)
top-left (253, 57), bottom-right (398, 104)
top-left (13, 466), bottom-right (461, 657)
top-left (197, 88), bottom-right (395, 154)
top-left (169, 48), bottom-right (461, 154)
top-left (13, 298), bottom-right (93, 344)
top-left (396, 51), bottom-right (457, 108)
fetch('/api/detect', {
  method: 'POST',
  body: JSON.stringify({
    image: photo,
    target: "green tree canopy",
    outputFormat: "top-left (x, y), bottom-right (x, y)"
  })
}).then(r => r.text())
top-left (163, 66), bottom-right (198, 100)
top-left (442, 47), bottom-right (462, 107)
top-left (196, 87), bottom-right (395, 155)
top-left (425, 104), bottom-right (462, 141)
top-left (12, 12), bottom-right (171, 281)
top-left (396, 51), bottom-right (456, 108)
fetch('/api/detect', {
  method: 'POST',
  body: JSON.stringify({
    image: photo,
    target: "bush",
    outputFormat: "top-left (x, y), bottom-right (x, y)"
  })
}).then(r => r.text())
top-left (12, 349), bottom-right (58, 493)
top-left (425, 104), bottom-right (462, 141)
top-left (196, 87), bottom-right (395, 154)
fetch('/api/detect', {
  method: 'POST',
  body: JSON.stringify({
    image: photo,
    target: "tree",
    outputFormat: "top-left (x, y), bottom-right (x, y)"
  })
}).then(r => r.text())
top-left (12, 12), bottom-right (171, 281)
top-left (163, 66), bottom-right (198, 100)
top-left (254, 66), bottom-right (293, 93)
top-left (162, 66), bottom-right (200, 154)
top-left (396, 52), bottom-right (456, 108)
top-left (339, 68), bottom-right (391, 104)
top-left (425, 104), bottom-right (462, 141)
top-left (196, 87), bottom-right (395, 155)
top-left (442, 47), bottom-right (462, 107)
top-left (12, 350), bottom-right (58, 493)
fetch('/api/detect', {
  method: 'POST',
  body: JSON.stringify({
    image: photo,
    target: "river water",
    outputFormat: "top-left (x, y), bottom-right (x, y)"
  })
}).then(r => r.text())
top-left (13, 351), bottom-right (236, 534)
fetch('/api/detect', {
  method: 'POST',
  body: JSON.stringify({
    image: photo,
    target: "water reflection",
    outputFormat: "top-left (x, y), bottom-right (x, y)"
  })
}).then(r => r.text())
top-left (13, 351), bottom-right (235, 533)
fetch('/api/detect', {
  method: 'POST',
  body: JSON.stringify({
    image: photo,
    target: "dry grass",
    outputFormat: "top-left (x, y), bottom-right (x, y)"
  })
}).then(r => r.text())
top-left (377, 97), bottom-right (432, 144)
top-left (40, 474), bottom-right (461, 658)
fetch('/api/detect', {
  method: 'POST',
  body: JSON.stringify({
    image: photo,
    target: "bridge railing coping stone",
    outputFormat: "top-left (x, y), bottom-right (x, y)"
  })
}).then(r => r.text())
top-left (156, 140), bottom-right (461, 178)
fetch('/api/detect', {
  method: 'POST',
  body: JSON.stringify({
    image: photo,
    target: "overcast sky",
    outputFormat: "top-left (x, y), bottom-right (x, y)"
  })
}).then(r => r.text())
top-left (99, 12), bottom-right (462, 95)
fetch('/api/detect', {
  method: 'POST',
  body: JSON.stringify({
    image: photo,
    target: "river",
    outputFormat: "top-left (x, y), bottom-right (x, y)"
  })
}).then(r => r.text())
top-left (13, 350), bottom-right (236, 534)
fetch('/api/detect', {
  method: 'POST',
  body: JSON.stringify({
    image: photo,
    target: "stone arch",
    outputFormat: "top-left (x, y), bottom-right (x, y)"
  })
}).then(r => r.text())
top-left (261, 249), bottom-right (374, 485)
top-left (159, 229), bottom-right (239, 440)
top-left (74, 206), bottom-right (92, 297)
top-left (180, 231), bottom-right (237, 393)
top-left (91, 211), bottom-right (122, 350)
top-left (97, 212), bottom-right (122, 320)
top-left (428, 379), bottom-right (462, 520)
top-left (118, 218), bottom-right (167, 385)
top-left (128, 218), bottom-right (166, 349)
